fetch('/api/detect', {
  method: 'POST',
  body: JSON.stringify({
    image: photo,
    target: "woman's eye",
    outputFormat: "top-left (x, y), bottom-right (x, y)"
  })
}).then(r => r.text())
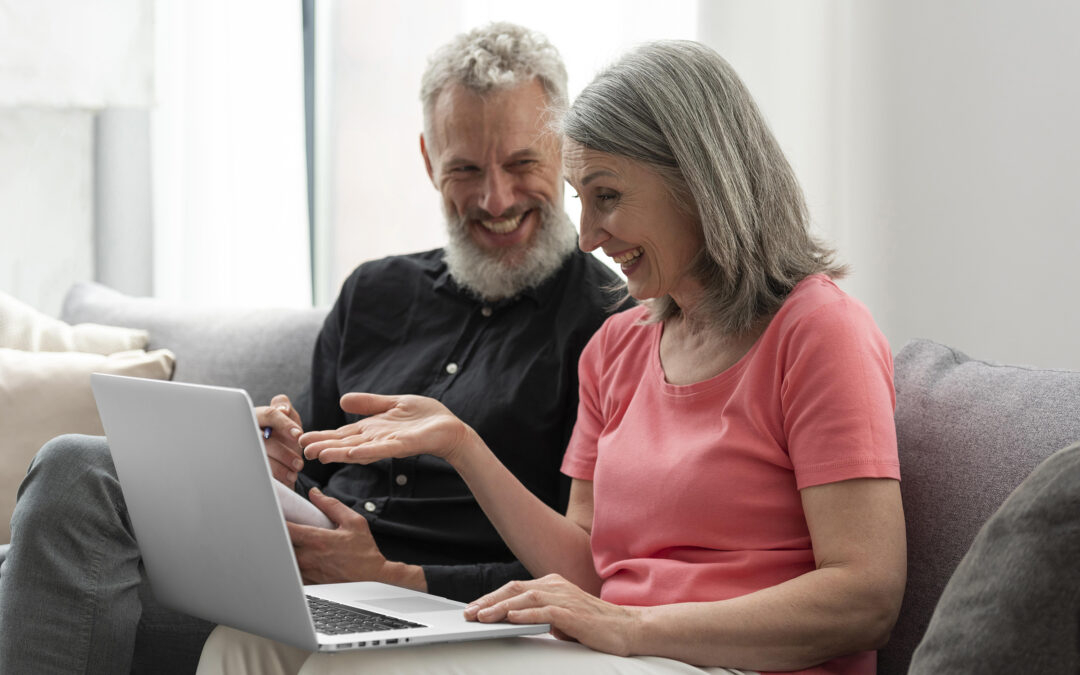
top-left (596, 191), bottom-right (618, 203)
top-left (570, 192), bottom-right (580, 200)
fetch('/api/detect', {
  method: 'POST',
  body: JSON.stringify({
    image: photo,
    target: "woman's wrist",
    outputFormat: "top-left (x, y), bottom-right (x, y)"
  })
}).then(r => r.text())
top-left (443, 421), bottom-right (484, 470)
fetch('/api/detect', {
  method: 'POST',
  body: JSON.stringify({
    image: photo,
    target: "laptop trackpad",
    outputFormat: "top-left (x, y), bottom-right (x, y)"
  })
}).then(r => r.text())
top-left (366, 596), bottom-right (463, 614)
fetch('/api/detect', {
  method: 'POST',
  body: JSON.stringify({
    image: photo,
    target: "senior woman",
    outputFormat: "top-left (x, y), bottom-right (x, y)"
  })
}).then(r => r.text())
top-left (199, 40), bottom-right (905, 675)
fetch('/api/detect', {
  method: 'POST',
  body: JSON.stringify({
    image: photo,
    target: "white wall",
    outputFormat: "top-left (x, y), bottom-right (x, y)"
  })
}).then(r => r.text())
top-left (0, 0), bottom-right (153, 317)
top-left (700, 0), bottom-right (1080, 370)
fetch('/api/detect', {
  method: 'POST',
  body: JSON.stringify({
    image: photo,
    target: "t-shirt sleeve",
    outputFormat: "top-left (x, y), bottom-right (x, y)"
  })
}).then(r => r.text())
top-left (781, 297), bottom-right (900, 489)
top-left (560, 323), bottom-right (607, 481)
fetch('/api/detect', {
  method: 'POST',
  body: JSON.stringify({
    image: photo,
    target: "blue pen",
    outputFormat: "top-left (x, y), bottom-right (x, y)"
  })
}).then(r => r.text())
top-left (262, 426), bottom-right (272, 440)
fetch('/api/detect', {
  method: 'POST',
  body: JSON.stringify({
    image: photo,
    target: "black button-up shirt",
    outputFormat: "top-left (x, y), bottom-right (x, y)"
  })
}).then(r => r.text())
top-left (295, 247), bottom-right (627, 601)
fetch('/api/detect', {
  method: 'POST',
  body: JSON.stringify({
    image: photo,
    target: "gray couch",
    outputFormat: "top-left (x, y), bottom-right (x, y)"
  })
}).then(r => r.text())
top-left (5, 282), bottom-right (1080, 673)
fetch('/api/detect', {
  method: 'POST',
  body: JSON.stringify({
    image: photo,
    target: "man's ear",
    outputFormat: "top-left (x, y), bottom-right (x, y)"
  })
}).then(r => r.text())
top-left (420, 133), bottom-right (436, 185)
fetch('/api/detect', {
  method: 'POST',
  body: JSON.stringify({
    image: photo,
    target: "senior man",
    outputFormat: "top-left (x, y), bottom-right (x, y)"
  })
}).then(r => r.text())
top-left (0, 22), bottom-right (625, 675)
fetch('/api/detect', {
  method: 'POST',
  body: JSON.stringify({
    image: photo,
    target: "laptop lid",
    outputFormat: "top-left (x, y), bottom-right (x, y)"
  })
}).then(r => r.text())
top-left (90, 373), bottom-right (548, 652)
top-left (91, 373), bottom-right (321, 649)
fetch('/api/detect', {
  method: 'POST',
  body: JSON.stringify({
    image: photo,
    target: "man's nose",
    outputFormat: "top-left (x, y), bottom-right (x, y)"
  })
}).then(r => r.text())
top-left (479, 169), bottom-right (515, 218)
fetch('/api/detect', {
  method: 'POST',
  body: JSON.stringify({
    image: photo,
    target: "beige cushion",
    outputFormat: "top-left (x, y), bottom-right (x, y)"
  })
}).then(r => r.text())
top-left (0, 290), bottom-right (148, 354)
top-left (0, 348), bottom-right (175, 544)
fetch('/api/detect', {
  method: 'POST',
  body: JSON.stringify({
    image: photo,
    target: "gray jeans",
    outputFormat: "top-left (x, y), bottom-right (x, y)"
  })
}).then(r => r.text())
top-left (0, 434), bottom-right (214, 674)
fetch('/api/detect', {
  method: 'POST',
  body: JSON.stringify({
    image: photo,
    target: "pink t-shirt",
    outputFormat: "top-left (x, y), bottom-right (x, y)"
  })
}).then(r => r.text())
top-left (561, 275), bottom-right (899, 675)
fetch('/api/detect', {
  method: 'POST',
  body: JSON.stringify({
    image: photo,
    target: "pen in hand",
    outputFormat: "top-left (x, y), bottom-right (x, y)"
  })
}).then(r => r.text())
top-left (262, 426), bottom-right (272, 440)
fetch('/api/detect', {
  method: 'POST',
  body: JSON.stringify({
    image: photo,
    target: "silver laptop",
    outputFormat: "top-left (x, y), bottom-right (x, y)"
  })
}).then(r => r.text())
top-left (90, 373), bottom-right (549, 652)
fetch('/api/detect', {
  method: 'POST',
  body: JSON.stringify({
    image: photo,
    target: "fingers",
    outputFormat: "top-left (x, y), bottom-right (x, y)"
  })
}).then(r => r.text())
top-left (304, 438), bottom-right (411, 464)
top-left (257, 404), bottom-right (304, 452)
top-left (266, 439), bottom-right (305, 486)
top-left (339, 392), bottom-right (399, 416)
top-left (270, 394), bottom-right (303, 425)
top-left (257, 398), bottom-right (306, 486)
top-left (307, 487), bottom-right (365, 527)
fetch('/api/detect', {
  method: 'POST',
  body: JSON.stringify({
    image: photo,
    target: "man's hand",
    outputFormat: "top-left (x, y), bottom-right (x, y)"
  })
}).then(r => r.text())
top-left (288, 487), bottom-right (427, 591)
top-left (299, 393), bottom-right (476, 467)
top-left (255, 394), bottom-right (305, 489)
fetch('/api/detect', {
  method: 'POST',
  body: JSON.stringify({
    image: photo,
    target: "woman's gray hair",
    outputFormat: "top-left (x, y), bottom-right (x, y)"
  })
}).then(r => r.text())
top-left (420, 23), bottom-right (568, 144)
top-left (562, 40), bottom-right (846, 335)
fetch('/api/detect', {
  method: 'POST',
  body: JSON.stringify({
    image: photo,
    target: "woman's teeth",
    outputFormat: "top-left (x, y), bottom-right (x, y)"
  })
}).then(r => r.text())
top-left (612, 247), bottom-right (644, 265)
top-left (479, 212), bottom-right (526, 234)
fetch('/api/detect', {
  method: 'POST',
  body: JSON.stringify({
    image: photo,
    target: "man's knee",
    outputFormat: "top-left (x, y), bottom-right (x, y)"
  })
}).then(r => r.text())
top-left (13, 434), bottom-right (117, 528)
top-left (27, 434), bottom-right (114, 482)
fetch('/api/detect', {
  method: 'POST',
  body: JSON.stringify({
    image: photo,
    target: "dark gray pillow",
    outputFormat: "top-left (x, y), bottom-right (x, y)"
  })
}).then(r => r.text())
top-left (60, 282), bottom-right (327, 407)
top-left (879, 339), bottom-right (1080, 675)
top-left (908, 441), bottom-right (1080, 673)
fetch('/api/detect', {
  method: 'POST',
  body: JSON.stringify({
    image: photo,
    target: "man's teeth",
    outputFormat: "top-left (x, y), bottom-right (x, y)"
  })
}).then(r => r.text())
top-left (479, 212), bottom-right (526, 234)
top-left (612, 247), bottom-right (644, 265)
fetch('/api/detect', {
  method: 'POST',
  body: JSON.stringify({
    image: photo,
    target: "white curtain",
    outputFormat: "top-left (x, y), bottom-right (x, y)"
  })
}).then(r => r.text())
top-left (152, 0), bottom-right (312, 308)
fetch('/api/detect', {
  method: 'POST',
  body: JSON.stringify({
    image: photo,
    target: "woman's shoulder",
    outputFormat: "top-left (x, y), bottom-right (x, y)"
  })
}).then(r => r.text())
top-left (769, 274), bottom-right (886, 350)
top-left (777, 274), bottom-right (873, 325)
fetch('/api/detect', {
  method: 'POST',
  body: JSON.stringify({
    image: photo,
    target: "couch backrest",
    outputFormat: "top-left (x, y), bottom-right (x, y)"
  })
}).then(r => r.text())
top-left (61, 282), bottom-right (327, 407)
top-left (880, 339), bottom-right (1080, 674)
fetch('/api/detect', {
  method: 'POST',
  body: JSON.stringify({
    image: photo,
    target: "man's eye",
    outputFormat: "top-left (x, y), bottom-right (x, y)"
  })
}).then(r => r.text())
top-left (570, 192), bottom-right (580, 200)
top-left (451, 166), bottom-right (479, 173)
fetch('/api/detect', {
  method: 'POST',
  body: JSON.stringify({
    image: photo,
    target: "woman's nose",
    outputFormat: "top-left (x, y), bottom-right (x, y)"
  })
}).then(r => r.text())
top-left (577, 213), bottom-right (609, 252)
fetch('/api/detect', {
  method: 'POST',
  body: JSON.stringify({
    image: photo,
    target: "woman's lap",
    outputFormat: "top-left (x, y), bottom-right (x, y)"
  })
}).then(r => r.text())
top-left (198, 625), bottom-right (757, 675)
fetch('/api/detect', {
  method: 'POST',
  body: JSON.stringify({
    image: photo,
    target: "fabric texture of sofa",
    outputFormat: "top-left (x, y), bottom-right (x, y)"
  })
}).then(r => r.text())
top-left (2, 283), bottom-right (1078, 673)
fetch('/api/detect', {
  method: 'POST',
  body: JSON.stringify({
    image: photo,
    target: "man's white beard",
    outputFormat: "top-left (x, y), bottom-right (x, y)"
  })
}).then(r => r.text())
top-left (443, 203), bottom-right (579, 302)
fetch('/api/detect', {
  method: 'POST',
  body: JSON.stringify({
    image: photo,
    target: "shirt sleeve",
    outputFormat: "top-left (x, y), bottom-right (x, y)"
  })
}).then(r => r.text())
top-left (560, 323), bottom-right (607, 481)
top-left (421, 560), bottom-right (533, 603)
top-left (781, 296), bottom-right (900, 489)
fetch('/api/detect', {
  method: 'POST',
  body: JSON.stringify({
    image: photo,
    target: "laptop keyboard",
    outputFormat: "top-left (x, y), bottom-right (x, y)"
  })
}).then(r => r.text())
top-left (306, 595), bottom-right (427, 636)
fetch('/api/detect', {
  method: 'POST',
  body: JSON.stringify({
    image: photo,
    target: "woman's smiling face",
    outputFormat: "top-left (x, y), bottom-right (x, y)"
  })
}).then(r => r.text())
top-left (564, 141), bottom-right (704, 306)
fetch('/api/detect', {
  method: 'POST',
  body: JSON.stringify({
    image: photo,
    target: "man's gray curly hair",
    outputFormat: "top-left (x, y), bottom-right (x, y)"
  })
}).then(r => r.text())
top-left (420, 22), bottom-right (568, 144)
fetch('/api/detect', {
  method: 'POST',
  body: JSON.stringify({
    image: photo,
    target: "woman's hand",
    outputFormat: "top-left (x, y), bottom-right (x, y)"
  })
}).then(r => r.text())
top-left (299, 393), bottom-right (477, 466)
top-left (465, 574), bottom-right (642, 657)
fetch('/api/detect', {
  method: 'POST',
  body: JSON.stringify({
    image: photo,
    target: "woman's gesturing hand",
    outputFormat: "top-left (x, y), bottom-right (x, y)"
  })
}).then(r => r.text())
top-left (299, 392), bottom-right (477, 466)
top-left (465, 575), bottom-right (642, 657)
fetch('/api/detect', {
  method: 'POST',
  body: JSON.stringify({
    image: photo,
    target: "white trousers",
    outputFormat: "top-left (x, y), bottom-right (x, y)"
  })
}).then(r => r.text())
top-left (196, 625), bottom-right (760, 675)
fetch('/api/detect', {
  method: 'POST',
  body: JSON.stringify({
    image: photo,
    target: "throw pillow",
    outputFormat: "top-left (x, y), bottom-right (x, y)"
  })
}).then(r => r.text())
top-left (0, 290), bottom-right (148, 354)
top-left (908, 441), bottom-right (1080, 673)
top-left (0, 348), bottom-right (175, 544)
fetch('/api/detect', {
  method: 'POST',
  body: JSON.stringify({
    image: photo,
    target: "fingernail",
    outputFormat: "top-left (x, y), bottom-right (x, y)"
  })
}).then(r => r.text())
top-left (277, 404), bottom-right (289, 412)
top-left (310, 487), bottom-right (322, 496)
top-left (290, 427), bottom-right (301, 438)
top-left (293, 459), bottom-right (304, 470)
top-left (287, 472), bottom-right (297, 483)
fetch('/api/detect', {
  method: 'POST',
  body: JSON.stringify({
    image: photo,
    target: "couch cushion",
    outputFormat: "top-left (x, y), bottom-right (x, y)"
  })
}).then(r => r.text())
top-left (879, 339), bottom-right (1080, 675)
top-left (60, 282), bottom-right (327, 407)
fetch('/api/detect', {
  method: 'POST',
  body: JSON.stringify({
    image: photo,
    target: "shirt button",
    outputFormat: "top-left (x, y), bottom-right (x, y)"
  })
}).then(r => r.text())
top-left (363, 501), bottom-right (377, 513)
top-left (481, 306), bottom-right (492, 317)
top-left (395, 474), bottom-right (408, 486)
top-left (445, 362), bottom-right (459, 375)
